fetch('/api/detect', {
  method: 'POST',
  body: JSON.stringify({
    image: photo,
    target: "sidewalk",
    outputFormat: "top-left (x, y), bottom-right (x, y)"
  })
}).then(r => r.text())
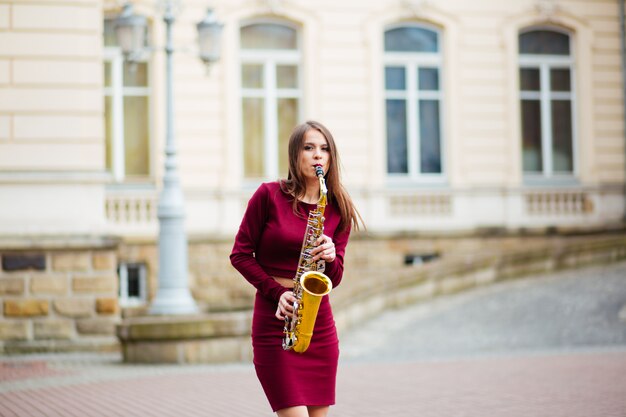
top-left (1, 349), bottom-right (625, 417)
top-left (2, 261), bottom-right (626, 416)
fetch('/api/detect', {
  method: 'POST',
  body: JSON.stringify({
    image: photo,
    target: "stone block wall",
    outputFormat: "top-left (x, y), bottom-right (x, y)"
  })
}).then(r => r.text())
top-left (193, 232), bottom-right (626, 336)
top-left (187, 241), bottom-right (255, 311)
top-left (117, 232), bottom-right (626, 363)
top-left (3, 231), bottom-right (625, 355)
top-left (0, 242), bottom-right (121, 353)
top-left (113, 234), bottom-right (436, 313)
top-left (183, 233), bottom-right (559, 312)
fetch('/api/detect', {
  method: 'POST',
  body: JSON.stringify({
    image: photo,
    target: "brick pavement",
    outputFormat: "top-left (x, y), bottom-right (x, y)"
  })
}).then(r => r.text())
top-left (336, 349), bottom-right (626, 417)
top-left (2, 261), bottom-right (626, 416)
top-left (0, 361), bottom-right (69, 383)
top-left (1, 349), bottom-right (625, 416)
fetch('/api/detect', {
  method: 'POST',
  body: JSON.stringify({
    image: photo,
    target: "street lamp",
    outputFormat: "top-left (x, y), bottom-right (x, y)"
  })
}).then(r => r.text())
top-left (196, 9), bottom-right (224, 67)
top-left (113, 4), bottom-right (147, 62)
top-left (114, 2), bottom-right (223, 315)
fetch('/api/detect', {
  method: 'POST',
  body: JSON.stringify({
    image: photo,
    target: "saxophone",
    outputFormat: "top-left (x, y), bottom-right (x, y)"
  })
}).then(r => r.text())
top-left (282, 165), bottom-right (333, 353)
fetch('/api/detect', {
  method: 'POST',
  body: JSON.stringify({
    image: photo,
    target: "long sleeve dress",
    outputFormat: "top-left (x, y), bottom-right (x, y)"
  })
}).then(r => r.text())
top-left (230, 181), bottom-right (350, 412)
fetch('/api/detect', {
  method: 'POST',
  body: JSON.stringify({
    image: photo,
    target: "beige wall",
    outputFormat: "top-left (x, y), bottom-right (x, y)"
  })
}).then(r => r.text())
top-left (0, 1), bottom-right (104, 170)
top-left (194, 0), bottom-right (624, 191)
top-left (0, 0), bottom-right (624, 237)
top-left (0, 0), bottom-right (107, 235)
top-left (211, 0), bottom-right (624, 233)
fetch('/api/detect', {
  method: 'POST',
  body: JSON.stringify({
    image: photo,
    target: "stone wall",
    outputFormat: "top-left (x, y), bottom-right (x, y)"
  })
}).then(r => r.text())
top-left (3, 232), bottom-right (626, 355)
top-left (0, 239), bottom-right (120, 354)
top-left (125, 231), bottom-right (626, 315)
top-left (117, 232), bottom-right (626, 363)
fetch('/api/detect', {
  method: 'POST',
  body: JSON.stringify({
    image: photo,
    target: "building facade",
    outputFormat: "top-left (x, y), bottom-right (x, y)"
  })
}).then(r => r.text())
top-left (0, 0), bottom-right (625, 350)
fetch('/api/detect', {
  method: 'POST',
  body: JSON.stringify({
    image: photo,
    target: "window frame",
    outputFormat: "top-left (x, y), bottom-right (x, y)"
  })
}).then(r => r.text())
top-left (383, 23), bottom-right (446, 184)
top-left (518, 26), bottom-right (578, 182)
top-left (103, 19), bottom-right (153, 184)
top-left (239, 19), bottom-right (303, 181)
top-left (118, 262), bottom-right (148, 308)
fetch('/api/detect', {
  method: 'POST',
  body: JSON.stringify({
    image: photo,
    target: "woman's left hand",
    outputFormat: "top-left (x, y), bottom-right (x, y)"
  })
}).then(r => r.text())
top-left (311, 234), bottom-right (336, 263)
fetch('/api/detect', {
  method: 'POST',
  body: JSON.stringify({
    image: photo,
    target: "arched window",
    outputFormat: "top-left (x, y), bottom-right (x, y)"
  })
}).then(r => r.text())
top-left (384, 24), bottom-right (443, 179)
top-left (519, 28), bottom-right (575, 177)
top-left (240, 22), bottom-right (301, 179)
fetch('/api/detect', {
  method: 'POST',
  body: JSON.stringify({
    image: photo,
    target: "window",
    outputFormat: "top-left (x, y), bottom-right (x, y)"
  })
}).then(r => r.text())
top-left (384, 25), bottom-right (443, 180)
top-left (519, 29), bottom-right (575, 178)
top-left (103, 18), bottom-right (152, 183)
top-left (118, 262), bottom-right (148, 307)
top-left (240, 22), bottom-right (301, 179)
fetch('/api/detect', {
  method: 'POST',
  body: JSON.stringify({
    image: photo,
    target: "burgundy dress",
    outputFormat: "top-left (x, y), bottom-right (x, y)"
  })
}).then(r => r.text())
top-left (230, 182), bottom-right (350, 412)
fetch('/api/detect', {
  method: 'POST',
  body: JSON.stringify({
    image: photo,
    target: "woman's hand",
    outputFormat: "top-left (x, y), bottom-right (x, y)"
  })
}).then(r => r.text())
top-left (276, 291), bottom-right (297, 320)
top-left (311, 234), bottom-right (336, 263)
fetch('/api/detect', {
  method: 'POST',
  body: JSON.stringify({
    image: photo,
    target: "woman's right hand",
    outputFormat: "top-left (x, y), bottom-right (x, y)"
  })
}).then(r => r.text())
top-left (275, 291), bottom-right (296, 320)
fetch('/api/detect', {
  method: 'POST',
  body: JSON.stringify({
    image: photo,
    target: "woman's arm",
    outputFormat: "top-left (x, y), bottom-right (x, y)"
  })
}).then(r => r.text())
top-left (230, 184), bottom-right (289, 303)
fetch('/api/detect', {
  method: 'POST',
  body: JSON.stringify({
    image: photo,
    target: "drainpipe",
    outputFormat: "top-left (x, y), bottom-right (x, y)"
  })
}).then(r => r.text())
top-left (621, 0), bottom-right (626, 223)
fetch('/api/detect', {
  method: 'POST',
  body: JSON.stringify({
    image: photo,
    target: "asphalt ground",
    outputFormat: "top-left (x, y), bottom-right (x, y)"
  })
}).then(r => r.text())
top-left (1, 261), bottom-right (625, 416)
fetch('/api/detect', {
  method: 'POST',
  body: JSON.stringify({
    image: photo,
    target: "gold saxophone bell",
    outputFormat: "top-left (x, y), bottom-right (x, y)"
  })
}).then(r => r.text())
top-left (292, 271), bottom-right (333, 353)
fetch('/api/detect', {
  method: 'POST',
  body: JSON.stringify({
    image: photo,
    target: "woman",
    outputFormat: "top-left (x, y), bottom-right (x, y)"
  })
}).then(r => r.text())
top-left (230, 120), bottom-right (362, 417)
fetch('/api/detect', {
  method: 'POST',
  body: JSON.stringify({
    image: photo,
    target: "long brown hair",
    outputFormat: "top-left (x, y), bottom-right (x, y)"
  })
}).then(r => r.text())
top-left (280, 120), bottom-right (363, 232)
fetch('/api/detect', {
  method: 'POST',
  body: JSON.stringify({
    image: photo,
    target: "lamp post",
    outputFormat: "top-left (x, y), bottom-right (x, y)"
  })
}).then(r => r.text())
top-left (114, 2), bottom-right (223, 315)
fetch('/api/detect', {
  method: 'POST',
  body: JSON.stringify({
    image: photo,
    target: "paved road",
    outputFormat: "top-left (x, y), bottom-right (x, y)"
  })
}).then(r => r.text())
top-left (340, 260), bottom-right (626, 362)
top-left (1, 261), bottom-right (625, 416)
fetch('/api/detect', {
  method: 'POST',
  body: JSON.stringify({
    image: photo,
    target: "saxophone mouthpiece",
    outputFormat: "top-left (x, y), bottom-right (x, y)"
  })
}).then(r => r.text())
top-left (314, 165), bottom-right (324, 177)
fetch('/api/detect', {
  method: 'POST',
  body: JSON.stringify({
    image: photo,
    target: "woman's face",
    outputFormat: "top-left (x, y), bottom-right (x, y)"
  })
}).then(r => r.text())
top-left (299, 128), bottom-right (330, 182)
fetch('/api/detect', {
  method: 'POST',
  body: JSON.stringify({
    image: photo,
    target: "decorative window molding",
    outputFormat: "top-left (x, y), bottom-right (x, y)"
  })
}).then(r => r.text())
top-left (239, 20), bottom-right (303, 180)
top-left (384, 23), bottom-right (445, 182)
top-left (103, 18), bottom-right (153, 184)
top-left (518, 27), bottom-right (577, 180)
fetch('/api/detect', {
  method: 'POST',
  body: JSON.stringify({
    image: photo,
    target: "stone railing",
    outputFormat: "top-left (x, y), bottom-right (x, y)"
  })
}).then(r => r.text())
top-left (105, 189), bottom-right (158, 235)
top-left (389, 194), bottom-right (453, 216)
top-left (100, 185), bottom-right (622, 237)
top-left (524, 191), bottom-right (593, 216)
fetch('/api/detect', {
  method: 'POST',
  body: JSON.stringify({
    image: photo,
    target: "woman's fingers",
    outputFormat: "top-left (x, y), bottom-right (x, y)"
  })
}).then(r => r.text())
top-left (311, 235), bottom-right (335, 262)
top-left (276, 291), bottom-right (296, 320)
